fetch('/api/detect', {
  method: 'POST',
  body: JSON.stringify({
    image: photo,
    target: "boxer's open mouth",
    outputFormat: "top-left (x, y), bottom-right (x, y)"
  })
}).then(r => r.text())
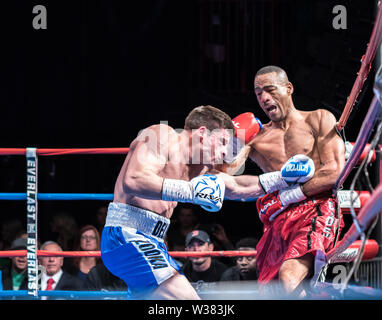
top-left (266, 105), bottom-right (277, 113)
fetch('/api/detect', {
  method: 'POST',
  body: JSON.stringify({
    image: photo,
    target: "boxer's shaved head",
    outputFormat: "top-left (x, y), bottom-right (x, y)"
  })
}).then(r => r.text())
top-left (255, 65), bottom-right (289, 85)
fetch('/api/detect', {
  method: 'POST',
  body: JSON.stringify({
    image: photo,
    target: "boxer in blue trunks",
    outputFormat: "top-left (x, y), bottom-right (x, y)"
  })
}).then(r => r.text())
top-left (101, 105), bottom-right (315, 299)
top-left (101, 105), bottom-right (238, 299)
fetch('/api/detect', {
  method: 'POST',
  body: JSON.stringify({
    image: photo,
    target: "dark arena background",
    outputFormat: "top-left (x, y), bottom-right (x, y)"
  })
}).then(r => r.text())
top-left (0, 0), bottom-right (382, 305)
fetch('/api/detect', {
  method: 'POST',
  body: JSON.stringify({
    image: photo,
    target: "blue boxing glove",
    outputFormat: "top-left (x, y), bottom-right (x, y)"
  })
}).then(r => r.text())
top-left (161, 174), bottom-right (225, 212)
top-left (191, 174), bottom-right (225, 212)
top-left (259, 154), bottom-right (315, 193)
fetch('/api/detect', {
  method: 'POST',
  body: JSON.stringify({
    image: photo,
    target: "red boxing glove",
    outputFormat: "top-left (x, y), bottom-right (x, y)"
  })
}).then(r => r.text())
top-left (256, 192), bottom-right (286, 225)
top-left (232, 112), bottom-right (262, 143)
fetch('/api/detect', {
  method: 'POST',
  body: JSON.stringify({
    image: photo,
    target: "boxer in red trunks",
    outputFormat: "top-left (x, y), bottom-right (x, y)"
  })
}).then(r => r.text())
top-left (219, 65), bottom-right (346, 297)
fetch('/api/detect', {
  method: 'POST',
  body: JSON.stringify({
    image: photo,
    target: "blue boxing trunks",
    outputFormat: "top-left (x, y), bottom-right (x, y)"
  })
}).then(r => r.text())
top-left (101, 202), bottom-right (182, 297)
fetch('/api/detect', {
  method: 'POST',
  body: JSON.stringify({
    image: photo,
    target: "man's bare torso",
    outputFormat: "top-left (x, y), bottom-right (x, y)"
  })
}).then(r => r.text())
top-left (250, 110), bottom-right (321, 172)
top-left (113, 125), bottom-right (208, 219)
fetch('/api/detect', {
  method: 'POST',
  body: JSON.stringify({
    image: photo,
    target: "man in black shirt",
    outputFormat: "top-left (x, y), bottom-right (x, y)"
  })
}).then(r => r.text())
top-left (82, 263), bottom-right (127, 291)
top-left (220, 237), bottom-right (258, 281)
top-left (182, 230), bottom-right (227, 283)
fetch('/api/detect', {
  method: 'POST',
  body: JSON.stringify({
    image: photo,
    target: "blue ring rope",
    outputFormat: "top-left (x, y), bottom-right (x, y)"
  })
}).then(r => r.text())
top-left (1, 286), bottom-right (382, 299)
top-left (0, 193), bottom-right (257, 202)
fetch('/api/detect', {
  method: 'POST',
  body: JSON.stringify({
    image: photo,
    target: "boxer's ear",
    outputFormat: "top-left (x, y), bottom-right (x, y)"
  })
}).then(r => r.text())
top-left (286, 82), bottom-right (294, 95)
top-left (197, 126), bottom-right (208, 138)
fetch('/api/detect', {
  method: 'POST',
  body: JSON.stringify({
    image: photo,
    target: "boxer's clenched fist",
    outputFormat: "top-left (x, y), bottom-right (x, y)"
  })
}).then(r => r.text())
top-left (259, 154), bottom-right (315, 193)
top-left (256, 185), bottom-right (307, 224)
top-left (162, 174), bottom-right (225, 212)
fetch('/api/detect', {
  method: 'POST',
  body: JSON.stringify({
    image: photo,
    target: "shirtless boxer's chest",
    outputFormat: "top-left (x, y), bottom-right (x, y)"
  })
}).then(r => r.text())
top-left (116, 135), bottom-right (209, 218)
top-left (249, 112), bottom-right (320, 173)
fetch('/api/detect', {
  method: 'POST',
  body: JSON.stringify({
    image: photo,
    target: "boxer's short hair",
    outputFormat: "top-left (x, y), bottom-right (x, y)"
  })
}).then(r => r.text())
top-left (184, 105), bottom-right (234, 131)
top-left (255, 65), bottom-right (289, 84)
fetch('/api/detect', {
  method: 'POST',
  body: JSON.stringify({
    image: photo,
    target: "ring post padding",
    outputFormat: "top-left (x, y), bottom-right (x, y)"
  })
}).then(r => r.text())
top-left (26, 148), bottom-right (39, 298)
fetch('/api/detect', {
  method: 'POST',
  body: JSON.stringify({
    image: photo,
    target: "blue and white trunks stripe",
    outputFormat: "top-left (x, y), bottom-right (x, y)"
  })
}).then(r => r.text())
top-left (100, 202), bottom-right (182, 297)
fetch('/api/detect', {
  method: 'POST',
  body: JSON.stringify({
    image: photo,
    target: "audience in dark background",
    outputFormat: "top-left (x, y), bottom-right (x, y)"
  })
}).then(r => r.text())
top-left (166, 204), bottom-right (200, 252)
top-left (82, 263), bottom-right (127, 292)
top-left (0, 237), bottom-right (28, 290)
top-left (67, 225), bottom-right (102, 285)
top-left (94, 206), bottom-right (107, 236)
top-left (182, 230), bottom-right (228, 283)
top-left (0, 205), bottom-right (254, 294)
top-left (49, 212), bottom-right (79, 252)
top-left (39, 241), bottom-right (82, 299)
top-left (220, 237), bottom-right (259, 282)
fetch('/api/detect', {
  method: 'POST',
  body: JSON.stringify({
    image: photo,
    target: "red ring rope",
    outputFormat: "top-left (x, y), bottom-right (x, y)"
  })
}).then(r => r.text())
top-left (0, 239), bottom-right (378, 260)
top-left (0, 148), bottom-right (130, 156)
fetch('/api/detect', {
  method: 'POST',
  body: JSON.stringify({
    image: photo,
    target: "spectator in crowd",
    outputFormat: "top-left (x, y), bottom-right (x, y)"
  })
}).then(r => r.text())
top-left (0, 219), bottom-right (24, 250)
top-left (82, 263), bottom-right (127, 291)
top-left (68, 225), bottom-right (101, 284)
top-left (49, 211), bottom-right (78, 252)
top-left (0, 219), bottom-right (25, 270)
top-left (164, 236), bottom-right (183, 268)
top-left (220, 237), bottom-right (259, 281)
top-left (199, 223), bottom-right (235, 266)
top-left (203, 223), bottom-right (234, 251)
top-left (182, 230), bottom-right (228, 283)
top-left (39, 241), bottom-right (81, 299)
top-left (166, 204), bottom-right (200, 252)
top-left (1, 237), bottom-right (28, 290)
top-left (94, 205), bottom-right (107, 235)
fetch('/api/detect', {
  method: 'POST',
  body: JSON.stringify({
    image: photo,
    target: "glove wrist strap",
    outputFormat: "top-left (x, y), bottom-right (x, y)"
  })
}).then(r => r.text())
top-left (161, 179), bottom-right (193, 202)
top-left (259, 171), bottom-right (288, 193)
top-left (279, 184), bottom-right (307, 206)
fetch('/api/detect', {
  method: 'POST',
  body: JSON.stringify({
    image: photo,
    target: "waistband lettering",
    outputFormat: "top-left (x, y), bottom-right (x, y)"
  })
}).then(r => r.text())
top-left (152, 220), bottom-right (168, 239)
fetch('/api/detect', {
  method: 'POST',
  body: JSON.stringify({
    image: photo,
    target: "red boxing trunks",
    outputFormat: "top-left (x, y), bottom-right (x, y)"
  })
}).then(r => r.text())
top-left (256, 195), bottom-right (343, 284)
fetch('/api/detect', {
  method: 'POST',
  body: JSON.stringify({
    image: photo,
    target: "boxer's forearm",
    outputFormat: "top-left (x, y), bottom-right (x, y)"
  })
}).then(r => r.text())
top-left (218, 173), bottom-right (265, 199)
top-left (300, 167), bottom-right (340, 197)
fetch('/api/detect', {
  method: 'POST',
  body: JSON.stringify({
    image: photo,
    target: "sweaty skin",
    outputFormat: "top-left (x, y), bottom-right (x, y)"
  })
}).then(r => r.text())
top-left (113, 124), bottom-right (230, 218)
top-left (114, 124), bottom-right (266, 218)
top-left (218, 71), bottom-right (345, 296)
top-left (110, 122), bottom-right (265, 300)
top-left (222, 72), bottom-right (345, 197)
top-left (252, 73), bottom-right (345, 196)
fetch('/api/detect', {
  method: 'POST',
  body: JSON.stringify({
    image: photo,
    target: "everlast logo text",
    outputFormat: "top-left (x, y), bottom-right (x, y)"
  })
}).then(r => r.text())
top-left (195, 192), bottom-right (223, 203)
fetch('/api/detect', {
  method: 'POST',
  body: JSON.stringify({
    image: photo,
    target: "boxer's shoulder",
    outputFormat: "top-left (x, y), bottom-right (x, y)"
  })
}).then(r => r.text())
top-left (304, 108), bottom-right (335, 121)
top-left (248, 121), bottom-right (272, 141)
top-left (301, 109), bottom-right (336, 135)
top-left (136, 124), bottom-right (179, 145)
top-left (139, 123), bottom-right (177, 135)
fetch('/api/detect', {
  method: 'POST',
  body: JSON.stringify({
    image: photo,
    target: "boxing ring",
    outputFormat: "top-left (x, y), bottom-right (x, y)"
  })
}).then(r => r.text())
top-left (1, 112), bottom-right (381, 300)
top-left (0, 141), bottom-right (381, 300)
top-left (1, 4), bottom-right (382, 302)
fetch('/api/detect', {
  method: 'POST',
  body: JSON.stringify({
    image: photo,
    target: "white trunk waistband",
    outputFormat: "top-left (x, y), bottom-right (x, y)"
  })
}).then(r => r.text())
top-left (105, 202), bottom-right (170, 240)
